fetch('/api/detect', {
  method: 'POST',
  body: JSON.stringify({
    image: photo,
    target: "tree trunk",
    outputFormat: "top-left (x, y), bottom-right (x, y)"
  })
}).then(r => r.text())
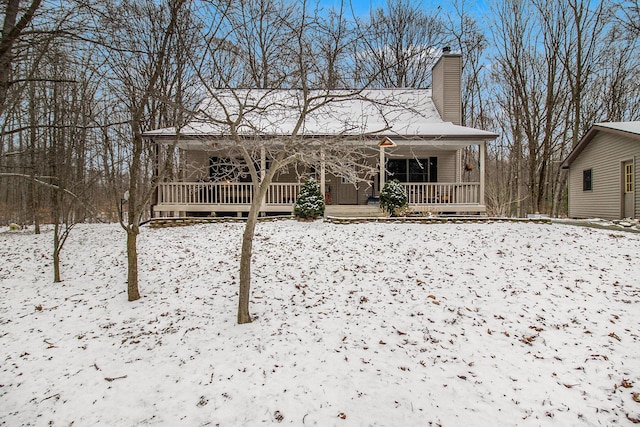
top-left (127, 228), bottom-right (140, 301)
top-left (238, 212), bottom-right (257, 324)
top-left (53, 222), bottom-right (61, 283)
top-left (237, 182), bottom-right (270, 324)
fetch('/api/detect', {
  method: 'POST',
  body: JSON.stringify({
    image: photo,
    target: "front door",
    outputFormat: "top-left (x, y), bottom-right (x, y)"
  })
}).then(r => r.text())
top-left (337, 177), bottom-right (359, 205)
top-left (623, 161), bottom-right (634, 218)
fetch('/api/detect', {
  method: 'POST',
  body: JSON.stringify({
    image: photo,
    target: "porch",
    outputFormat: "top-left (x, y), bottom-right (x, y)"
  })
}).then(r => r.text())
top-left (153, 181), bottom-right (486, 216)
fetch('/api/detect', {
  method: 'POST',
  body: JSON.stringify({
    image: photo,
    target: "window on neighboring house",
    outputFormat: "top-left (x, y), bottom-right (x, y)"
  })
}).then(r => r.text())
top-left (387, 158), bottom-right (438, 183)
top-left (625, 163), bottom-right (634, 193)
top-left (583, 169), bottom-right (592, 191)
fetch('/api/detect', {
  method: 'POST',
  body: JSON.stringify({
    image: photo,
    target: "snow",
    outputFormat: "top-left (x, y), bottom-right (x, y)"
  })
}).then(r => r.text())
top-left (143, 89), bottom-right (498, 140)
top-left (1, 221), bottom-right (639, 426)
top-left (594, 121), bottom-right (640, 136)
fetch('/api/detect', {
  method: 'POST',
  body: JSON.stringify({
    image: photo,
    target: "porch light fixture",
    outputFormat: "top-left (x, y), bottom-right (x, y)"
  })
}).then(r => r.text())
top-left (378, 136), bottom-right (397, 148)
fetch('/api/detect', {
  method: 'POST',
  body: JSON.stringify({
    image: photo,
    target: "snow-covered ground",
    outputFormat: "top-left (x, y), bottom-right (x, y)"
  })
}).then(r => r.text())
top-left (1, 221), bottom-right (639, 426)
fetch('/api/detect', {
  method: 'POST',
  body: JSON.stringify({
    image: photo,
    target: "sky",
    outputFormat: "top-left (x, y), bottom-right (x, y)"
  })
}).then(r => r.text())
top-left (317, 0), bottom-right (491, 19)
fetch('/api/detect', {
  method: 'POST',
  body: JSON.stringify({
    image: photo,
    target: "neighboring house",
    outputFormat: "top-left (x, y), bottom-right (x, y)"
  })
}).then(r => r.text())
top-left (562, 122), bottom-right (640, 220)
top-left (143, 53), bottom-right (498, 217)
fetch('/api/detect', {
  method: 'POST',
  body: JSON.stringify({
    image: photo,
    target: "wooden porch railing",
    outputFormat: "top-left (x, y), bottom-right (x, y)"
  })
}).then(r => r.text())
top-left (402, 183), bottom-right (480, 205)
top-left (157, 182), bottom-right (301, 205)
top-left (157, 182), bottom-right (480, 207)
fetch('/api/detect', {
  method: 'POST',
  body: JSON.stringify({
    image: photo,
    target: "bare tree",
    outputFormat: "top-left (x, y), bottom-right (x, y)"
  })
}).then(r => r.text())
top-left (0, 0), bottom-right (43, 118)
top-left (187, 0), bottom-right (397, 323)
top-left (618, 0), bottom-right (640, 34)
top-left (354, 0), bottom-right (447, 88)
top-left (95, 0), bottom-right (191, 301)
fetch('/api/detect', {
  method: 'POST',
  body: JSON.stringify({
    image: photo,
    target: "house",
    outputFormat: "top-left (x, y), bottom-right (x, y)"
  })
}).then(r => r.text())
top-left (143, 53), bottom-right (499, 217)
top-left (562, 122), bottom-right (640, 220)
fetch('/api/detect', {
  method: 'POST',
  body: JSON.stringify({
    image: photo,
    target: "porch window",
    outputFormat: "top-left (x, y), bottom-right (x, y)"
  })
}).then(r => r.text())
top-left (387, 158), bottom-right (437, 182)
top-left (209, 157), bottom-right (270, 182)
top-left (583, 169), bottom-right (592, 191)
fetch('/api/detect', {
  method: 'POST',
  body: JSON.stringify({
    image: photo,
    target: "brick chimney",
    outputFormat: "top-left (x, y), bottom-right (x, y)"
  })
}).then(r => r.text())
top-left (431, 50), bottom-right (462, 125)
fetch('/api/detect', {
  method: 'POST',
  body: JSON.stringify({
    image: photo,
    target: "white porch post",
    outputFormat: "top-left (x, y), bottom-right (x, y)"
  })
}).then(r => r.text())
top-left (320, 147), bottom-right (326, 196)
top-left (479, 141), bottom-right (486, 206)
top-left (377, 137), bottom-right (395, 192)
top-left (379, 146), bottom-right (385, 191)
top-left (260, 146), bottom-right (266, 214)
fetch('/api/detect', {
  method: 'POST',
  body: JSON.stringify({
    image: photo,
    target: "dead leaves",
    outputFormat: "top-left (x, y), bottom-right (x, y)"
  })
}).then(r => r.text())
top-left (621, 379), bottom-right (634, 388)
top-left (586, 354), bottom-right (609, 362)
top-left (608, 332), bottom-right (622, 341)
top-left (627, 414), bottom-right (640, 423)
top-left (427, 294), bottom-right (441, 305)
top-left (520, 335), bottom-right (536, 345)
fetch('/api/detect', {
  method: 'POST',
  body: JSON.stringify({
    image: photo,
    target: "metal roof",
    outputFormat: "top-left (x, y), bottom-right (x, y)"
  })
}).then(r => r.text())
top-left (143, 89), bottom-right (498, 142)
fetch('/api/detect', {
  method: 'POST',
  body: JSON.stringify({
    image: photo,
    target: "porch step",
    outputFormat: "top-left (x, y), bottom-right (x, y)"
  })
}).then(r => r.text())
top-left (325, 205), bottom-right (385, 218)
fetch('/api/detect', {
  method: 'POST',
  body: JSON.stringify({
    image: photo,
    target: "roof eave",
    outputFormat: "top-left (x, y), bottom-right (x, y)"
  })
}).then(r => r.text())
top-left (146, 132), bottom-right (499, 143)
top-left (562, 124), bottom-right (640, 169)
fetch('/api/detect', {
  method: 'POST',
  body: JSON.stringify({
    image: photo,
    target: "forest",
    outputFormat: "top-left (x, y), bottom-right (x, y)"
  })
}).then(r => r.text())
top-left (1, 0), bottom-right (639, 228)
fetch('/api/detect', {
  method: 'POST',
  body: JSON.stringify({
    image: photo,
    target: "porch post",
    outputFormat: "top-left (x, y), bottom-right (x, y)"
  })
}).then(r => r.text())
top-left (151, 139), bottom-right (159, 218)
top-left (479, 141), bottom-right (486, 206)
top-left (379, 146), bottom-right (385, 191)
top-left (260, 146), bottom-right (266, 214)
top-left (320, 147), bottom-right (326, 196)
top-left (377, 137), bottom-right (395, 191)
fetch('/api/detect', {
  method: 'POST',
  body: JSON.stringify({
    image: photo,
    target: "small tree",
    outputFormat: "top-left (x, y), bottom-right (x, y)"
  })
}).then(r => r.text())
top-left (379, 179), bottom-right (407, 216)
top-left (294, 178), bottom-right (325, 219)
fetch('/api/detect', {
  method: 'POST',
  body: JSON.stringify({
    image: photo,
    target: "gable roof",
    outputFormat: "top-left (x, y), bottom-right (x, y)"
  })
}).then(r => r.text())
top-left (562, 121), bottom-right (640, 169)
top-left (143, 89), bottom-right (498, 142)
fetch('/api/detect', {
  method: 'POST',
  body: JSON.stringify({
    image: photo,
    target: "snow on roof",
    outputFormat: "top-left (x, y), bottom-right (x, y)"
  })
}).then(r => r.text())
top-left (143, 89), bottom-right (498, 140)
top-left (562, 121), bottom-right (640, 168)
top-left (594, 121), bottom-right (640, 135)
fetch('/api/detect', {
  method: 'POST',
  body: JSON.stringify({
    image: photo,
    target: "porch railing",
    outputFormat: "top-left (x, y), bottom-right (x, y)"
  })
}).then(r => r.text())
top-left (157, 182), bottom-right (300, 206)
top-left (402, 182), bottom-right (480, 205)
top-left (157, 182), bottom-right (480, 206)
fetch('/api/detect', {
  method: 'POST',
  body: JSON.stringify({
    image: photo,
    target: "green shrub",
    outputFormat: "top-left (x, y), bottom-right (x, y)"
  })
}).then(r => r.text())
top-left (379, 179), bottom-right (407, 216)
top-left (294, 178), bottom-right (325, 219)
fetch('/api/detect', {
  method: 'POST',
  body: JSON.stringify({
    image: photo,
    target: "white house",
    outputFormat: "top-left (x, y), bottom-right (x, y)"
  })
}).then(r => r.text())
top-left (143, 53), bottom-right (498, 217)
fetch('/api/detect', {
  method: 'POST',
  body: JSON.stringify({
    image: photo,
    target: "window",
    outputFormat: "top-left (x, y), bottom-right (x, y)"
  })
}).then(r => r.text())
top-left (209, 157), bottom-right (270, 182)
top-left (387, 159), bottom-right (408, 182)
top-left (582, 169), bottom-right (592, 191)
top-left (625, 164), bottom-right (634, 193)
top-left (387, 158), bottom-right (437, 183)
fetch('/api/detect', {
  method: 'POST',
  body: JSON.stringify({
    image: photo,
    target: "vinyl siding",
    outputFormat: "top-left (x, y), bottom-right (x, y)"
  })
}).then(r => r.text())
top-left (431, 55), bottom-right (462, 125)
top-left (185, 150), bottom-right (208, 181)
top-left (568, 132), bottom-right (639, 219)
top-left (181, 149), bottom-right (459, 206)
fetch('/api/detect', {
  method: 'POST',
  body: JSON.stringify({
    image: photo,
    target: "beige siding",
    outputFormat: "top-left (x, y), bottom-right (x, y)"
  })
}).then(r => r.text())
top-left (185, 150), bottom-right (209, 181)
top-left (178, 148), bottom-right (460, 206)
top-left (431, 55), bottom-right (462, 125)
top-left (568, 132), bottom-right (639, 219)
top-left (437, 151), bottom-right (457, 182)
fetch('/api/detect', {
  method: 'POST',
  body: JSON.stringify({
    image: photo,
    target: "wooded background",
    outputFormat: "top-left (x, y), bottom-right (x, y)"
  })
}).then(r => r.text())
top-left (1, 0), bottom-right (639, 226)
